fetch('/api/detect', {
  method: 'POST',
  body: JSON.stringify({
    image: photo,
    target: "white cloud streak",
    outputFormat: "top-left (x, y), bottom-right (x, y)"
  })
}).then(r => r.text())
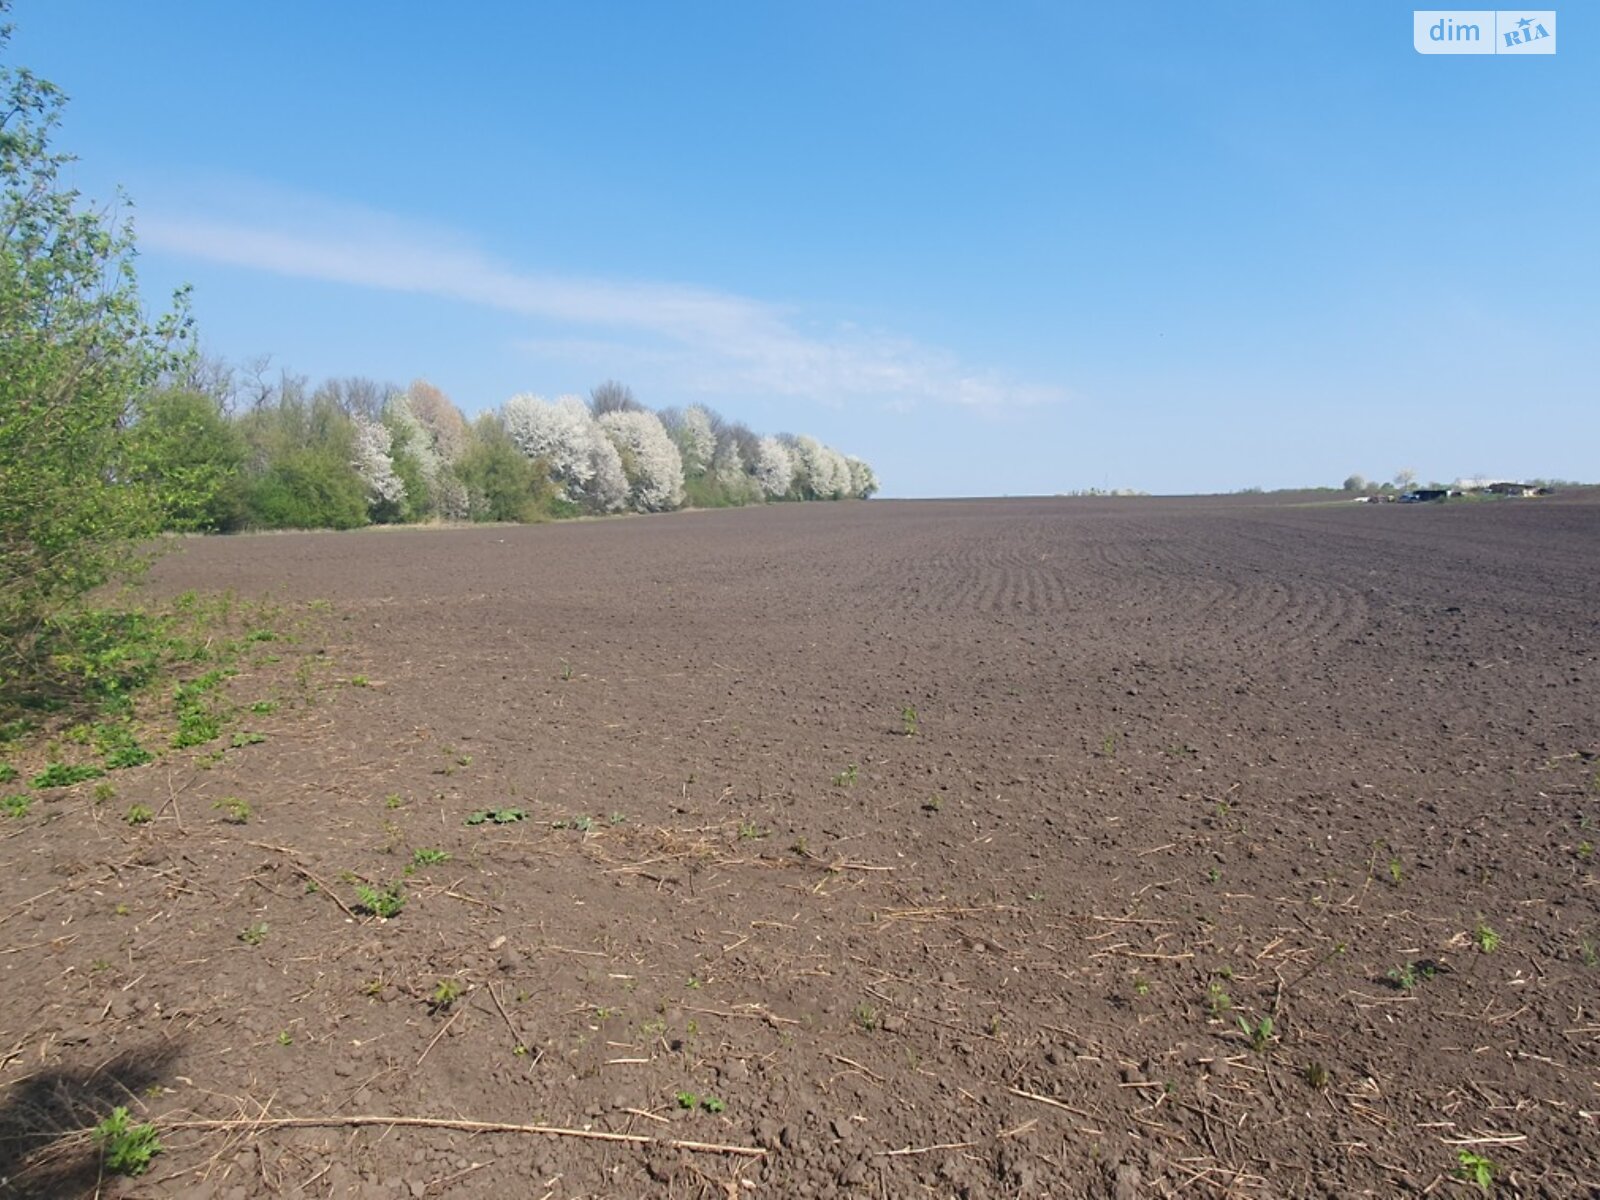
top-left (138, 193), bottom-right (1063, 410)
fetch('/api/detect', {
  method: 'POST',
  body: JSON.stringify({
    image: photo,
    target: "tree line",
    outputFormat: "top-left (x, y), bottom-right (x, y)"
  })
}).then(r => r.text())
top-left (128, 367), bottom-right (878, 534)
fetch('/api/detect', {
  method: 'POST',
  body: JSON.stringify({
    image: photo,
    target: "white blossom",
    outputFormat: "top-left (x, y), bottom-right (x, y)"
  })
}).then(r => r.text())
top-left (678, 405), bottom-right (716, 475)
top-left (754, 436), bottom-right (794, 497)
top-left (588, 434), bottom-right (630, 512)
top-left (845, 456), bottom-right (879, 498)
top-left (789, 435), bottom-right (847, 499)
top-left (598, 409), bottom-right (685, 512)
top-left (384, 393), bottom-right (441, 492)
top-left (351, 415), bottom-right (406, 509)
top-left (504, 394), bottom-right (595, 490)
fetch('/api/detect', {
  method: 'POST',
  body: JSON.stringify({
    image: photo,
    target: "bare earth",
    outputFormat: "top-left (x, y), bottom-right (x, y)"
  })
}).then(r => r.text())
top-left (3, 496), bottom-right (1598, 1198)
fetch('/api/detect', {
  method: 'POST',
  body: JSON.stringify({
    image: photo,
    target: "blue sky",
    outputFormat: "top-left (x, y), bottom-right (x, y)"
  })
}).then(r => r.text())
top-left (12, 3), bottom-right (1595, 496)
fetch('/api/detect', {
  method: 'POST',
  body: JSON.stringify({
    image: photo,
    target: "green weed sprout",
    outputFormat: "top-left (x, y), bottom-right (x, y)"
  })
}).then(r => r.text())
top-left (92, 1107), bottom-right (161, 1176)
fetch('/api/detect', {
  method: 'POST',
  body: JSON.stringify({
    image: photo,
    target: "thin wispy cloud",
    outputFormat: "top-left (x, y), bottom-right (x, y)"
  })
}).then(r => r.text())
top-left (137, 190), bottom-right (1064, 410)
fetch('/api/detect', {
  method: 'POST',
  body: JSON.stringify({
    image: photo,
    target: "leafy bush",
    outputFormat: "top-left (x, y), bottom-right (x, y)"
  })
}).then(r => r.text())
top-left (123, 390), bottom-right (247, 531)
top-left (0, 20), bottom-right (190, 701)
top-left (452, 413), bottom-right (554, 523)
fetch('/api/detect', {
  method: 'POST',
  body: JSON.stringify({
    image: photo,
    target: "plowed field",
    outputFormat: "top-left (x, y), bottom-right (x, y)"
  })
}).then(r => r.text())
top-left (4, 496), bottom-right (1597, 1197)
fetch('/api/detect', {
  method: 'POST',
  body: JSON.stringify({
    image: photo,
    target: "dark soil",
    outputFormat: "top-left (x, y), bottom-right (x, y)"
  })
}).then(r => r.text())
top-left (3, 496), bottom-right (1598, 1197)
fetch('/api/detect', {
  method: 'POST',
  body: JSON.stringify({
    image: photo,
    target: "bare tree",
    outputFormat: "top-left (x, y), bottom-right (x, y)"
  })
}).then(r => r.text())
top-left (589, 379), bottom-right (644, 416)
top-left (318, 376), bottom-right (397, 420)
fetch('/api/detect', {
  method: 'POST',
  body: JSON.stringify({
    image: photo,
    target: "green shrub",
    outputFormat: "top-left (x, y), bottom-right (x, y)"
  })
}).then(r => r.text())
top-left (0, 21), bottom-right (189, 705)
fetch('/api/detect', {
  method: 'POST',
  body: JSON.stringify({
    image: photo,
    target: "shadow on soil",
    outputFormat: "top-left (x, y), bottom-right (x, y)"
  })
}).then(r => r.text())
top-left (0, 1042), bottom-right (179, 1198)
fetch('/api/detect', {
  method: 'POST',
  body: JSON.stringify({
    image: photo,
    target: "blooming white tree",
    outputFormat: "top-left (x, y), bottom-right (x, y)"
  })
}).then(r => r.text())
top-left (754, 436), bottom-right (794, 498)
top-left (384, 393), bottom-right (441, 486)
top-left (845, 456), bottom-right (879, 499)
top-left (676, 405), bottom-right (716, 475)
top-left (598, 409), bottom-right (685, 512)
top-left (820, 445), bottom-right (851, 499)
top-left (351, 414), bottom-right (406, 516)
top-left (499, 393), bottom-right (627, 512)
top-left (504, 394), bottom-right (597, 490)
top-left (788, 435), bottom-right (846, 499)
top-left (712, 440), bottom-right (759, 502)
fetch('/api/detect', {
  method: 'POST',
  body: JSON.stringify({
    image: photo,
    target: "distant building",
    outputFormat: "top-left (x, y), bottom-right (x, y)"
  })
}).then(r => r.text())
top-left (1486, 482), bottom-right (1538, 497)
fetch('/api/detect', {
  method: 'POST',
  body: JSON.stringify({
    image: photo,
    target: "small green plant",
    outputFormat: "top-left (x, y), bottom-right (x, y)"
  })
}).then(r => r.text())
top-left (276, 1031), bottom-right (293, 1046)
top-left (559, 659), bottom-right (574, 681)
top-left (92, 1107), bottom-right (161, 1176)
top-left (0, 764), bottom-right (16, 783)
top-left (385, 793), bottom-right (404, 809)
top-left (213, 797), bottom-right (251, 824)
top-left (103, 742), bottom-right (153, 770)
top-left (1205, 981), bottom-right (1232, 1016)
top-left (833, 764), bottom-right (859, 787)
top-left (1473, 921), bottom-right (1502, 954)
top-left (1577, 840), bottom-right (1593, 860)
top-left (901, 704), bottom-right (919, 737)
top-left (1238, 1014), bottom-right (1274, 1052)
top-left (31, 762), bottom-right (105, 789)
top-left (229, 731), bottom-right (266, 748)
top-left (411, 848), bottom-right (451, 867)
top-left (1579, 939), bottom-right (1598, 968)
top-left (673, 1091), bottom-right (725, 1113)
top-left (1132, 976), bottom-right (1151, 997)
top-left (1303, 1062), bottom-right (1330, 1089)
top-left (239, 922), bottom-right (268, 946)
top-left (1387, 961), bottom-right (1436, 991)
top-left (1454, 1150), bottom-right (1496, 1192)
top-left (1101, 731), bottom-right (1118, 758)
top-left (93, 780), bottom-right (116, 803)
top-left (737, 821), bottom-right (768, 840)
top-left (854, 1003), bottom-right (878, 1032)
top-left (171, 708), bottom-right (222, 749)
top-left (349, 675), bottom-right (370, 687)
top-left (250, 699), bottom-right (279, 715)
top-left (552, 814), bottom-right (595, 833)
top-left (3, 794), bottom-right (34, 818)
top-left (125, 804), bottom-right (154, 826)
top-left (467, 807), bottom-right (526, 826)
top-left (430, 978), bottom-right (463, 1011)
top-left (1206, 866), bottom-right (1221, 884)
top-left (922, 795), bottom-right (942, 813)
top-left (1387, 856), bottom-right (1403, 884)
top-left (354, 882), bottom-right (405, 919)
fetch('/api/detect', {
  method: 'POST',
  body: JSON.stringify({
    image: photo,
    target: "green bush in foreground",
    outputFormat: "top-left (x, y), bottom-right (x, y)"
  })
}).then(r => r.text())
top-left (0, 10), bottom-right (190, 706)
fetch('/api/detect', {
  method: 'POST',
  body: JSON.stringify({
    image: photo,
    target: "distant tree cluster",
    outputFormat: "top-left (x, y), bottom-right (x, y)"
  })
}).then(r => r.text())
top-left (126, 368), bottom-right (879, 533)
